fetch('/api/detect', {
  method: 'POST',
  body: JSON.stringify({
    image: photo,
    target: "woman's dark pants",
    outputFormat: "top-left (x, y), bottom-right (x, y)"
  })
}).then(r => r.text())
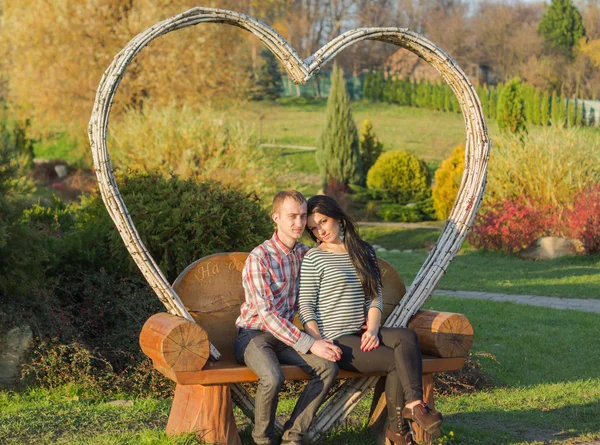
top-left (334, 327), bottom-right (423, 434)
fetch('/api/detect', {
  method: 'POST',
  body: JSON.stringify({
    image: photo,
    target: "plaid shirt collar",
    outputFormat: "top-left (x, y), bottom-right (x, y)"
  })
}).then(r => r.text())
top-left (272, 230), bottom-right (301, 256)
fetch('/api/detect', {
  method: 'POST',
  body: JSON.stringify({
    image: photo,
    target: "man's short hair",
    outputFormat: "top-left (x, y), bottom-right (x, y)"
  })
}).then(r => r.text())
top-left (272, 190), bottom-right (307, 214)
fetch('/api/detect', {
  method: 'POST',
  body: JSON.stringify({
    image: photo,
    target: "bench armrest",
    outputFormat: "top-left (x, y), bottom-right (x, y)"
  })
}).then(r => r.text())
top-left (140, 313), bottom-right (210, 380)
top-left (408, 310), bottom-right (473, 358)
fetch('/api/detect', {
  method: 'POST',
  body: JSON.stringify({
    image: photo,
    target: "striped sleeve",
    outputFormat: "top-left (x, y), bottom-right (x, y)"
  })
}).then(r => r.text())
top-left (367, 245), bottom-right (384, 313)
top-left (298, 253), bottom-right (320, 326)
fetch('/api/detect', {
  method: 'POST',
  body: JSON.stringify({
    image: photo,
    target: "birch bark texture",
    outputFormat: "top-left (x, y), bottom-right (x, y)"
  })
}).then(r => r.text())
top-left (88, 6), bottom-right (491, 438)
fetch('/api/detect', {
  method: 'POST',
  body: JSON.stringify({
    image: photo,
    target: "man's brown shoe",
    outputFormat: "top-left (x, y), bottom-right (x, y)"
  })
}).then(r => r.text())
top-left (385, 429), bottom-right (419, 445)
top-left (401, 402), bottom-right (443, 436)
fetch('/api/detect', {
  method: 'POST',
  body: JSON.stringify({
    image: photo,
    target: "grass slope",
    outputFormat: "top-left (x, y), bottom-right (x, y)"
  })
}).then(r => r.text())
top-left (2, 297), bottom-right (599, 444)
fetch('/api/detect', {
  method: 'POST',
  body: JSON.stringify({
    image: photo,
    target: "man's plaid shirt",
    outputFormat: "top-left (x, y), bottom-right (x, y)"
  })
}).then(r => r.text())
top-left (235, 231), bottom-right (315, 354)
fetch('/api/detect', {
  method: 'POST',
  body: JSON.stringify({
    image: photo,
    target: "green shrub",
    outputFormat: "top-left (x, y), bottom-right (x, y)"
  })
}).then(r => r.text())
top-left (65, 172), bottom-right (274, 283)
top-left (0, 138), bottom-right (45, 336)
top-left (377, 203), bottom-right (423, 222)
top-left (21, 338), bottom-right (174, 398)
top-left (432, 145), bottom-right (465, 220)
top-left (14, 172), bottom-right (274, 393)
top-left (414, 197), bottom-right (437, 221)
top-left (366, 150), bottom-right (431, 204)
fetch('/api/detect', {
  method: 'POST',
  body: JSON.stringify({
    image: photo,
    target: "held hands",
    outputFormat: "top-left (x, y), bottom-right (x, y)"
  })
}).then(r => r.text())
top-left (360, 326), bottom-right (380, 352)
top-left (309, 339), bottom-right (342, 362)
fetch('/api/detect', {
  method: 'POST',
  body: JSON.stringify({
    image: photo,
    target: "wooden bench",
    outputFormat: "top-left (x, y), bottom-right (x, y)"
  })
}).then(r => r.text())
top-left (140, 253), bottom-right (474, 445)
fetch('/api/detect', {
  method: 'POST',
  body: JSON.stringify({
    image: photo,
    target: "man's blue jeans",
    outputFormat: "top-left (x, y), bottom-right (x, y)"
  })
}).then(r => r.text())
top-left (234, 328), bottom-right (338, 445)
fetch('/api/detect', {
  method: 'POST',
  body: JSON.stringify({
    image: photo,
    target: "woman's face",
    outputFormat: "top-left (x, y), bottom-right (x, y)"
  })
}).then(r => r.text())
top-left (307, 211), bottom-right (342, 244)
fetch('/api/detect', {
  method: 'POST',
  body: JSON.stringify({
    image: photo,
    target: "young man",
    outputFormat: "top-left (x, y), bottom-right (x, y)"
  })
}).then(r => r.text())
top-left (234, 190), bottom-right (342, 445)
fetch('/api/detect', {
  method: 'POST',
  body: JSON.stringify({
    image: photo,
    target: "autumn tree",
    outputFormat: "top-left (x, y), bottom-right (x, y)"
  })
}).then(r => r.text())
top-left (0, 1), bottom-right (253, 139)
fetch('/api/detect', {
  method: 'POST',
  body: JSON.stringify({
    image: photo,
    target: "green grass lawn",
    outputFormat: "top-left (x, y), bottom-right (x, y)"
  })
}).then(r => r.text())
top-left (245, 100), bottom-right (470, 165)
top-left (359, 225), bottom-right (600, 299)
top-left (3, 297), bottom-right (598, 444)
top-left (379, 250), bottom-right (600, 299)
top-left (423, 296), bottom-right (600, 444)
top-left (360, 224), bottom-right (444, 250)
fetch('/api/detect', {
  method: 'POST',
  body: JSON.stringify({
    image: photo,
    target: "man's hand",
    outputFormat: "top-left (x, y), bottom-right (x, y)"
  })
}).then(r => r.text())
top-left (309, 339), bottom-right (342, 362)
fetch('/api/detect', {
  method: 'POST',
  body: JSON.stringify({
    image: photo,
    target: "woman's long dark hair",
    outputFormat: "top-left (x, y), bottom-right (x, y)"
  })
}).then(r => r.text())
top-left (306, 195), bottom-right (382, 299)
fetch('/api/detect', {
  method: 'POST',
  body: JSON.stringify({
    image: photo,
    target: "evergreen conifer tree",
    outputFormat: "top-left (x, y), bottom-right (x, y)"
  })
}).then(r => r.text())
top-left (254, 47), bottom-right (282, 100)
top-left (567, 98), bottom-right (576, 126)
top-left (558, 94), bottom-right (567, 125)
top-left (541, 91), bottom-right (551, 125)
top-left (316, 63), bottom-right (361, 190)
top-left (480, 85), bottom-right (489, 118)
top-left (539, 0), bottom-right (586, 59)
top-left (532, 88), bottom-right (542, 125)
top-left (357, 119), bottom-right (384, 185)
top-left (497, 77), bottom-right (527, 135)
top-left (363, 72), bottom-right (373, 101)
top-left (444, 85), bottom-right (452, 112)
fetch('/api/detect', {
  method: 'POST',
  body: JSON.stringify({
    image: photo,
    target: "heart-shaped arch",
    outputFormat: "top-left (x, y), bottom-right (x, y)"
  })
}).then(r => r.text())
top-left (88, 6), bottom-right (491, 439)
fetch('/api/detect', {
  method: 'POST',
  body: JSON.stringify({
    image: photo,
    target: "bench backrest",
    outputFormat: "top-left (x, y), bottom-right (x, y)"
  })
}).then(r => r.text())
top-left (173, 252), bottom-right (405, 359)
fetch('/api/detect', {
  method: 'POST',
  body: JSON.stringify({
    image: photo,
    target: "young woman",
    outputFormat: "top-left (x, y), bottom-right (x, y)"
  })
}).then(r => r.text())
top-left (298, 195), bottom-right (442, 445)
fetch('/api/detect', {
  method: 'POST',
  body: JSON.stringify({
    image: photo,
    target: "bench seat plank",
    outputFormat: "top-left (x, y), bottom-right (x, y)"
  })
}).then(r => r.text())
top-left (159, 356), bottom-right (466, 386)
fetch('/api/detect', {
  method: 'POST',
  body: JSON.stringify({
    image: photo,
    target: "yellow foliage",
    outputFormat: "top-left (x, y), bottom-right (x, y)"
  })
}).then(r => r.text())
top-left (108, 103), bottom-right (282, 200)
top-left (485, 126), bottom-right (600, 209)
top-left (0, 1), bottom-right (253, 139)
top-left (432, 145), bottom-right (464, 220)
top-left (579, 38), bottom-right (600, 68)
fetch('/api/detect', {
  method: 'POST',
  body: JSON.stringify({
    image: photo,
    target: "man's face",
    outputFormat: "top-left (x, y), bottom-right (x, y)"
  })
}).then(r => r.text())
top-left (272, 198), bottom-right (307, 241)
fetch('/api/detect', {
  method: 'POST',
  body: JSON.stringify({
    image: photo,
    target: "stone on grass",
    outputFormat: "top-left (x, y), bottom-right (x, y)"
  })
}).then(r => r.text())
top-left (108, 400), bottom-right (134, 407)
top-left (519, 237), bottom-right (584, 261)
top-left (54, 165), bottom-right (68, 178)
top-left (0, 324), bottom-right (33, 386)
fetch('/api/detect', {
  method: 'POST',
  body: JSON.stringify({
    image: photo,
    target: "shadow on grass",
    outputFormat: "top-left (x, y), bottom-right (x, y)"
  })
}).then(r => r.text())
top-left (443, 399), bottom-right (600, 444)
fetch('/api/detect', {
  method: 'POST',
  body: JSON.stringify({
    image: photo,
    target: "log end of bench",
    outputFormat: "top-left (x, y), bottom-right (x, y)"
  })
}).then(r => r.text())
top-left (408, 310), bottom-right (474, 358)
top-left (140, 313), bottom-right (210, 378)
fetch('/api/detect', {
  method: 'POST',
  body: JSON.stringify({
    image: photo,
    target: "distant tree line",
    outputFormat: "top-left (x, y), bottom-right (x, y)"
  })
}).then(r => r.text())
top-left (362, 71), bottom-right (594, 128)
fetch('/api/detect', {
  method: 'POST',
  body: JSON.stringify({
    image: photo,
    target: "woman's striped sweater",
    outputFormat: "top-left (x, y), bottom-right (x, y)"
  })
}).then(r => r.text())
top-left (298, 247), bottom-right (383, 340)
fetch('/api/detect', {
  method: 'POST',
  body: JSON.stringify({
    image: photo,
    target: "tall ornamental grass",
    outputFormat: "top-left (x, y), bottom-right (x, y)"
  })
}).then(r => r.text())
top-left (108, 103), bottom-right (281, 200)
top-left (485, 126), bottom-right (600, 209)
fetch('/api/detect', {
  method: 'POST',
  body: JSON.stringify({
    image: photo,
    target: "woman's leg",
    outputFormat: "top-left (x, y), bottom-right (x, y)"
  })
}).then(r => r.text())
top-left (379, 327), bottom-right (442, 436)
top-left (334, 333), bottom-right (409, 434)
top-left (378, 327), bottom-right (423, 404)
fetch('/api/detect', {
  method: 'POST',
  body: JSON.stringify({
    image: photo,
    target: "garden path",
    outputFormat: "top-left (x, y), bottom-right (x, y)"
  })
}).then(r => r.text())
top-left (434, 289), bottom-right (600, 314)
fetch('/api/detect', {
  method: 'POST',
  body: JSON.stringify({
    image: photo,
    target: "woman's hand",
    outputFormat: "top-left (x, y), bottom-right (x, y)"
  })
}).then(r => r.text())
top-left (360, 327), bottom-right (380, 352)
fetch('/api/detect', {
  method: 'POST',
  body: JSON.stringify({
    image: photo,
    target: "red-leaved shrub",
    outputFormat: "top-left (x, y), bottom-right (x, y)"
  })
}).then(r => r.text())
top-left (564, 186), bottom-right (600, 254)
top-left (468, 198), bottom-right (558, 253)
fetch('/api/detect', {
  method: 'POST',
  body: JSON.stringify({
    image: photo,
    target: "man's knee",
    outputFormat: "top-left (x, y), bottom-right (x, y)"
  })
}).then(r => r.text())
top-left (259, 368), bottom-right (285, 393)
top-left (313, 359), bottom-right (339, 384)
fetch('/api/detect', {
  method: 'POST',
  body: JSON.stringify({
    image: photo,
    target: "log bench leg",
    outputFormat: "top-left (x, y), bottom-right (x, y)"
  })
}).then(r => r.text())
top-left (368, 374), bottom-right (437, 445)
top-left (413, 373), bottom-right (435, 445)
top-left (166, 383), bottom-right (242, 445)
